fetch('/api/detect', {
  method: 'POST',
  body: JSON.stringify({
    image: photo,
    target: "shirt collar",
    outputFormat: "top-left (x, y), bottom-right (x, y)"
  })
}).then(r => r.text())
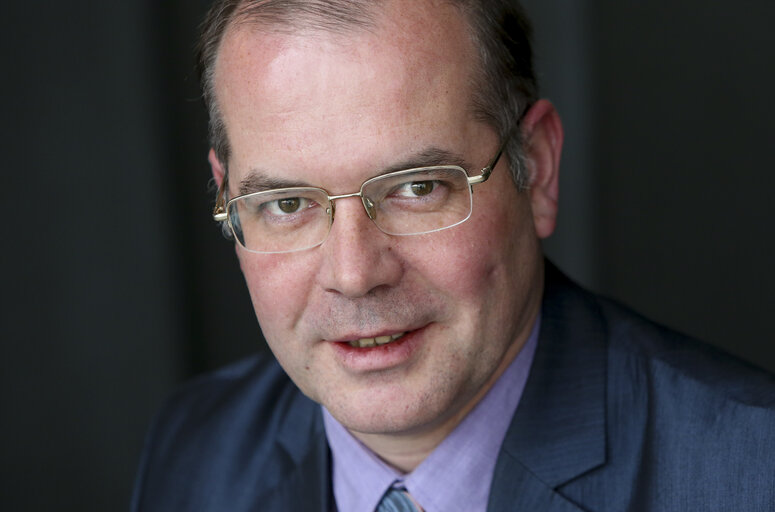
top-left (323, 315), bottom-right (540, 512)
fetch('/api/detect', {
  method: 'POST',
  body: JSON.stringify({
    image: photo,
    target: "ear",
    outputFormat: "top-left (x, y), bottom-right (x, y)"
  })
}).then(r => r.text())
top-left (520, 99), bottom-right (563, 239)
top-left (209, 148), bottom-right (226, 188)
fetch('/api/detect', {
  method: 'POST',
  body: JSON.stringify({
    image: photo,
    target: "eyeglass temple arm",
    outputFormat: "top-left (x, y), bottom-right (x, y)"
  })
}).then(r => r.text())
top-left (213, 174), bottom-right (229, 222)
top-left (467, 137), bottom-right (508, 186)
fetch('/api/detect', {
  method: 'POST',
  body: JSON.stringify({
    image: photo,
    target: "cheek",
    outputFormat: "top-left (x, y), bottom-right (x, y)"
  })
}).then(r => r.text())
top-left (400, 227), bottom-right (501, 328)
top-left (424, 192), bottom-right (538, 326)
top-left (237, 249), bottom-right (318, 336)
top-left (426, 201), bottom-right (519, 291)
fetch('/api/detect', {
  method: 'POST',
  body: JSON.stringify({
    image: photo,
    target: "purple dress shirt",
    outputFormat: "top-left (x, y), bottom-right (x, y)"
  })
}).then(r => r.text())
top-left (323, 316), bottom-right (540, 512)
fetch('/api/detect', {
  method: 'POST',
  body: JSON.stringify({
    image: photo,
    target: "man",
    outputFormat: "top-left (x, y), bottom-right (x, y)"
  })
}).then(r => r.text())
top-left (132, 1), bottom-right (775, 510)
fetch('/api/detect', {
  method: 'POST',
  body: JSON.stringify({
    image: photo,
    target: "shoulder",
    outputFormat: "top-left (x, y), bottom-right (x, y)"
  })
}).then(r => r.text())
top-left (596, 295), bottom-right (775, 407)
top-left (545, 261), bottom-right (774, 406)
top-left (599, 297), bottom-right (775, 507)
top-left (132, 352), bottom-right (323, 510)
top-left (540, 263), bottom-right (775, 508)
top-left (152, 351), bottom-right (305, 432)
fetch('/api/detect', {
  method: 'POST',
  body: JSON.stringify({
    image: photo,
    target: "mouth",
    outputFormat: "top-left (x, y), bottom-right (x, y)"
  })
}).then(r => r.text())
top-left (330, 327), bottom-right (425, 371)
top-left (346, 332), bottom-right (406, 348)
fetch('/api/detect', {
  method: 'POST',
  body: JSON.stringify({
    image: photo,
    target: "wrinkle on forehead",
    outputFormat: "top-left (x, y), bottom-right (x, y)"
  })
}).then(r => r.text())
top-left (215, 0), bottom-right (476, 118)
top-left (213, 0), bottom-right (482, 183)
top-left (231, 0), bottom-right (381, 36)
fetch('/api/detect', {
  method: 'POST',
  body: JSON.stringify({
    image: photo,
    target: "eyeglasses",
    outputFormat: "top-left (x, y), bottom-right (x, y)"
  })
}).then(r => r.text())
top-left (212, 141), bottom-right (507, 254)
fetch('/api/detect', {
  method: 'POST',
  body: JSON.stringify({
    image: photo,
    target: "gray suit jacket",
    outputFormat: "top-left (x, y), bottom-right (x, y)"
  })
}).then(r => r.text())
top-left (132, 264), bottom-right (775, 511)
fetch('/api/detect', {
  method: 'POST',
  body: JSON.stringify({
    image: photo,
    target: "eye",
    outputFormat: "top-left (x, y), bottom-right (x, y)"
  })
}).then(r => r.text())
top-left (396, 180), bottom-right (438, 198)
top-left (410, 181), bottom-right (435, 196)
top-left (264, 197), bottom-right (311, 215)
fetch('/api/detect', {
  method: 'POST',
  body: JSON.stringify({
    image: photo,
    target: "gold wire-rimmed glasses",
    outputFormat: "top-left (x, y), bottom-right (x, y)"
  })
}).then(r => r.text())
top-left (212, 141), bottom-right (507, 254)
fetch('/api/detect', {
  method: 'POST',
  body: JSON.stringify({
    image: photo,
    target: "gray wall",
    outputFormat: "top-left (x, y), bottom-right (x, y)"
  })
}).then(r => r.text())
top-left (2, 2), bottom-right (185, 509)
top-left (527, 0), bottom-right (775, 370)
top-left (2, 2), bottom-right (773, 509)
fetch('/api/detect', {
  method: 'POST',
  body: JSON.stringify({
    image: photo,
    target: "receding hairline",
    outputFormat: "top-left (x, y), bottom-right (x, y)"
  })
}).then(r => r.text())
top-left (227, 0), bottom-right (383, 37)
top-left (217, 0), bottom-right (477, 55)
top-left (209, 0), bottom-right (485, 151)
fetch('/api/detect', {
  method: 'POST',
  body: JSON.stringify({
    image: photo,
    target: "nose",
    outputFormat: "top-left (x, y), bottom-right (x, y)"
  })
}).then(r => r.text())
top-left (316, 196), bottom-right (402, 298)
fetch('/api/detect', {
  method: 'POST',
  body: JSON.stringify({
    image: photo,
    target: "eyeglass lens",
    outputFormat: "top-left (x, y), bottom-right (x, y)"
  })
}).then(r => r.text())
top-left (228, 166), bottom-right (473, 253)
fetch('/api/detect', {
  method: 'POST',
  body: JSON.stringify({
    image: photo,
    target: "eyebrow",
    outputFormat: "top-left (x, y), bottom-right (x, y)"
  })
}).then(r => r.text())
top-left (237, 174), bottom-right (310, 196)
top-left (381, 147), bottom-right (472, 174)
top-left (237, 146), bottom-right (473, 195)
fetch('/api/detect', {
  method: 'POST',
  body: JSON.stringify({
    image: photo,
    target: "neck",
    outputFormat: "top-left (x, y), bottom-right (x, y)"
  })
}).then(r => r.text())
top-left (350, 396), bottom-right (477, 473)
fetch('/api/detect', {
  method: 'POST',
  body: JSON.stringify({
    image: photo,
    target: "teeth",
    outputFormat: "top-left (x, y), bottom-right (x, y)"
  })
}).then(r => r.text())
top-left (375, 335), bottom-right (392, 345)
top-left (348, 332), bottom-right (404, 348)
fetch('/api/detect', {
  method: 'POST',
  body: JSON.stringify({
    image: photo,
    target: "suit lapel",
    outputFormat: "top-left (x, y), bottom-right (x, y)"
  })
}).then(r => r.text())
top-left (489, 263), bottom-right (607, 510)
top-left (488, 453), bottom-right (590, 511)
top-left (266, 429), bottom-right (333, 512)
top-left (260, 392), bottom-right (334, 512)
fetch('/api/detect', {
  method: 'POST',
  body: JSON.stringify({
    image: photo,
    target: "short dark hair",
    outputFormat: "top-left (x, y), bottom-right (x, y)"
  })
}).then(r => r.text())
top-left (196, 0), bottom-right (538, 189)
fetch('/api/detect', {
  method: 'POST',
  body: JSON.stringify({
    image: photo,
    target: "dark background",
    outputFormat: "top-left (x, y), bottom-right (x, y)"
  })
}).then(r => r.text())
top-left (2, 1), bottom-right (773, 510)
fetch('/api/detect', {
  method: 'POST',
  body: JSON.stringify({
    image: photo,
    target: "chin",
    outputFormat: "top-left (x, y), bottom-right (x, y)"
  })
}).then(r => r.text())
top-left (323, 383), bottom-right (456, 438)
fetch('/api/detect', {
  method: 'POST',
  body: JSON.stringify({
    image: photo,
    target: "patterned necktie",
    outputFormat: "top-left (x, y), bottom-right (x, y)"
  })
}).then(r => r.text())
top-left (376, 486), bottom-right (423, 512)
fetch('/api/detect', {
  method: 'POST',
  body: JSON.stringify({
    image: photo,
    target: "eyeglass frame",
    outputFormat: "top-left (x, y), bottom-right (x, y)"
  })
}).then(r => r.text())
top-left (212, 138), bottom-right (508, 252)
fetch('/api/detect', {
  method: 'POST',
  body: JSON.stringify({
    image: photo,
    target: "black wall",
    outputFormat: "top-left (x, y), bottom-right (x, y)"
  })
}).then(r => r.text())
top-left (2, 2), bottom-right (773, 509)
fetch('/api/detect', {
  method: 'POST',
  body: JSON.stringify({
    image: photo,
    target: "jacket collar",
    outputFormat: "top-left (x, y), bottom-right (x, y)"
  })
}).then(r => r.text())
top-left (268, 392), bottom-right (334, 512)
top-left (489, 262), bottom-right (607, 510)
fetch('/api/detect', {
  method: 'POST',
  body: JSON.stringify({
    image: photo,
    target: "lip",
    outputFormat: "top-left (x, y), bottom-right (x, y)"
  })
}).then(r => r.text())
top-left (328, 326), bottom-right (427, 372)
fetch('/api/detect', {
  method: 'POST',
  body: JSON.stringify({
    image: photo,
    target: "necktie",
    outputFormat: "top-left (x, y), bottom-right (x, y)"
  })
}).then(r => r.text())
top-left (376, 486), bottom-right (423, 512)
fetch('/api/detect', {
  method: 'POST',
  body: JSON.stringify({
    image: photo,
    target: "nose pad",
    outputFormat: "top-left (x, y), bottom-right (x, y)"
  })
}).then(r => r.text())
top-left (362, 196), bottom-right (377, 221)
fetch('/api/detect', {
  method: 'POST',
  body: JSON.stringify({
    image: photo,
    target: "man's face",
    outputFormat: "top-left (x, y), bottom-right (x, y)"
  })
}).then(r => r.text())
top-left (213, 1), bottom-right (548, 439)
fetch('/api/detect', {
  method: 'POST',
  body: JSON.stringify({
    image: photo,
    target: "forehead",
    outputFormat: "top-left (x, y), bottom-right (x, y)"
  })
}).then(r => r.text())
top-left (214, 0), bottom-right (482, 181)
